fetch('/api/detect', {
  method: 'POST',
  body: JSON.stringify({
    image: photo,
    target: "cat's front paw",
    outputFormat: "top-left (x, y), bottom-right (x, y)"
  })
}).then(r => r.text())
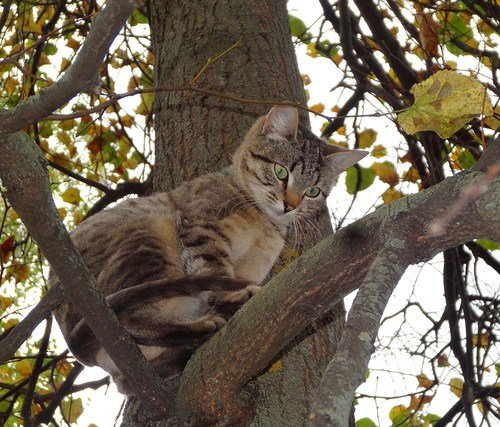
top-left (212, 284), bottom-right (260, 316)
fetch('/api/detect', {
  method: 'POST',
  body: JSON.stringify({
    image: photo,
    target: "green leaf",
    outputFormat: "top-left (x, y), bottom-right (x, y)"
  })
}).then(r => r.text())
top-left (61, 397), bottom-right (84, 424)
top-left (441, 13), bottom-right (472, 55)
top-left (132, 9), bottom-right (148, 24)
top-left (356, 418), bottom-right (377, 427)
top-left (454, 147), bottom-right (476, 169)
top-left (476, 239), bottom-right (500, 251)
top-left (45, 43), bottom-right (58, 56)
top-left (422, 413), bottom-right (442, 425)
top-left (289, 14), bottom-right (307, 38)
top-left (345, 166), bottom-right (376, 194)
top-left (495, 363), bottom-right (500, 377)
top-left (398, 70), bottom-right (494, 138)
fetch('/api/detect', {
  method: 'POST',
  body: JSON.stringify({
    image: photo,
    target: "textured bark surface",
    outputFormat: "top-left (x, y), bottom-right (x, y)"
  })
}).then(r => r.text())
top-left (121, 0), bottom-right (346, 425)
top-left (151, 0), bottom-right (308, 189)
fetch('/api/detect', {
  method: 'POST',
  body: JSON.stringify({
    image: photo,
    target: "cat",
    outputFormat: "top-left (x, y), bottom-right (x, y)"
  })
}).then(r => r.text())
top-left (49, 105), bottom-right (367, 394)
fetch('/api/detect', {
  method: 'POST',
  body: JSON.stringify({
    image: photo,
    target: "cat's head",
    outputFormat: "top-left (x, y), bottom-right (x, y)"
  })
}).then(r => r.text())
top-left (232, 105), bottom-right (367, 225)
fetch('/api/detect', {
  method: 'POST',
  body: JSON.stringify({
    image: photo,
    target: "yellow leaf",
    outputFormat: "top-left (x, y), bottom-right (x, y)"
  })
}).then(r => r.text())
top-left (58, 119), bottom-right (76, 131)
top-left (56, 360), bottom-right (73, 377)
top-left (4, 318), bottom-right (20, 330)
top-left (301, 74), bottom-right (311, 86)
top-left (336, 125), bottom-right (346, 136)
top-left (56, 131), bottom-right (72, 146)
top-left (0, 296), bottom-right (14, 311)
top-left (38, 52), bottom-right (50, 66)
top-left (472, 332), bottom-right (490, 348)
top-left (371, 162), bottom-right (399, 186)
top-left (382, 188), bottom-right (404, 204)
top-left (268, 360), bottom-right (283, 373)
top-left (358, 129), bottom-right (377, 148)
top-left (57, 207), bottom-right (68, 219)
top-left (389, 405), bottom-right (408, 422)
top-left (417, 373), bottom-right (433, 388)
top-left (11, 264), bottom-right (30, 282)
top-left (61, 57), bottom-right (71, 72)
top-left (61, 188), bottom-right (81, 205)
top-left (398, 70), bottom-right (494, 138)
top-left (9, 209), bottom-right (19, 221)
top-left (403, 167), bottom-right (420, 183)
top-left (332, 54), bottom-right (343, 66)
top-left (5, 77), bottom-right (17, 96)
top-left (66, 38), bottom-right (80, 51)
top-left (371, 144), bottom-right (387, 158)
top-left (306, 43), bottom-right (318, 58)
top-left (73, 210), bottom-right (84, 226)
top-left (449, 378), bottom-right (463, 398)
top-left (16, 359), bottom-right (32, 377)
top-left (120, 114), bottom-right (135, 128)
top-left (310, 103), bottom-right (325, 114)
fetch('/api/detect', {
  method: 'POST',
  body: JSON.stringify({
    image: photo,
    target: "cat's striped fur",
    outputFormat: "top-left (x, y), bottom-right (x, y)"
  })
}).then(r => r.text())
top-left (50, 105), bottom-right (366, 393)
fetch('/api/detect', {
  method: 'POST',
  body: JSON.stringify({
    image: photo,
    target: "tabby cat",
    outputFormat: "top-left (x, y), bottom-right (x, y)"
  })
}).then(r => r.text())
top-left (50, 105), bottom-right (367, 394)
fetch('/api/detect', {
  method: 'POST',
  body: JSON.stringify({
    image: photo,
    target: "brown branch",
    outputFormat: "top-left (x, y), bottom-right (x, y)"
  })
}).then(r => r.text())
top-left (21, 317), bottom-right (52, 427)
top-left (0, 132), bottom-right (169, 418)
top-left (311, 248), bottom-right (408, 426)
top-left (465, 242), bottom-right (500, 275)
top-left (321, 86), bottom-right (365, 138)
top-left (0, 285), bottom-right (64, 364)
top-left (353, 0), bottom-right (418, 91)
top-left (85, 175), bottom-right (152, 218)
top-left (34, 376), bottom-right (110, 403)
top-left (32, 364), bottom-right (84, 426)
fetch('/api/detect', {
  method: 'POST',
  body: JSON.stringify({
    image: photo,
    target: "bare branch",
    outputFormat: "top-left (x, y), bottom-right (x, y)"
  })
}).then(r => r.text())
top-left (0, 285), bottom-right (63, 364)
top-left (310, 248), bottom-right (407, 426)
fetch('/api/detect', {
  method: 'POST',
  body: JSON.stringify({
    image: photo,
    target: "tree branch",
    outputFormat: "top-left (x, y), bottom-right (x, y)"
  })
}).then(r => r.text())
top-left (0, 132), bottom-right (169, 417)
top-left (0, 285), bottom-right (63, 364)
top-left (310, 248), bottom-right (408, 426)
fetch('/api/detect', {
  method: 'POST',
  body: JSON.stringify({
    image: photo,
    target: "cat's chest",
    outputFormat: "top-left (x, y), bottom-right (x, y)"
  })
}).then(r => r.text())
top-left (222, 213), bottom-right (285, 283)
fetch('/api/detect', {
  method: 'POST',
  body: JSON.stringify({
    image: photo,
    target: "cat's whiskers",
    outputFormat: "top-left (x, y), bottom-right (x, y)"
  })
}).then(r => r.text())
top-left (298, 214), bottom-right (322, 243)
top-left (216, 193), bottom-right (251, 219)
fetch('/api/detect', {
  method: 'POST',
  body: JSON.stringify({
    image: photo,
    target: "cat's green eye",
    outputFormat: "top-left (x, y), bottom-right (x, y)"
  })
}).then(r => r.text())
top-left (274, 163), bottom-right (288, 181)
top-left (305, 186), bottom-right (320, 198)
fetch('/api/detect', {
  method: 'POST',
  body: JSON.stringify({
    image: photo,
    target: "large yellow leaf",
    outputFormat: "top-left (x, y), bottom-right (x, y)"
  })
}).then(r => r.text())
top-left (398, 70), bottom-right (494, 138)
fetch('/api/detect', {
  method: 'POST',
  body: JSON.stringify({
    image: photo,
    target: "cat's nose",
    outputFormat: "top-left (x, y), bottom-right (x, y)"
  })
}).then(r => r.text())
top-left (284, 202), bottom-right (295, 213)
top-left (283, 193), bottom-right (300, 213)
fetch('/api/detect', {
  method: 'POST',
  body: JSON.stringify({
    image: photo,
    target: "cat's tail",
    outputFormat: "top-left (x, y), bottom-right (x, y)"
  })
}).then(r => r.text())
top-left (66, 275), bottom-right (256, 365)
top-left (106, 275), bottom-right (252, 313)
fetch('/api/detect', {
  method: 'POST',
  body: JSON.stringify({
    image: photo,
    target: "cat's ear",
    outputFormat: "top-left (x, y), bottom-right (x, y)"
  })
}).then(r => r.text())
top-left (262, 105), bottom-right (299, 141)
top-left (324, 144), bottom-right (368, 172)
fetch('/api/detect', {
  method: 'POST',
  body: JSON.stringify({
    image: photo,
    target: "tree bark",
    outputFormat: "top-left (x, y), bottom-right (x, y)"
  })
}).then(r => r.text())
top-left (122, 0), bottom-right (346, 425)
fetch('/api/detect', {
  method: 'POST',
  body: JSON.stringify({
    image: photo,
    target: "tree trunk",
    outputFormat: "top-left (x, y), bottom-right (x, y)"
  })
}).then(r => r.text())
top-left (122, 0), bottom-right (346, 425)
